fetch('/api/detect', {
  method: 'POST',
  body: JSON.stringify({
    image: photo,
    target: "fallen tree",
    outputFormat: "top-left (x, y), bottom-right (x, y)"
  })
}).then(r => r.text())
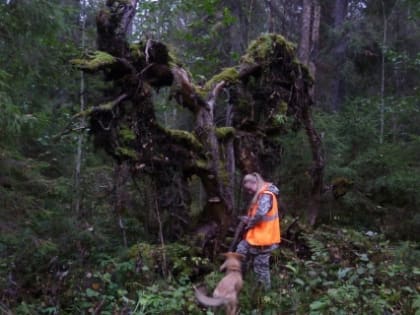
top-left (71, 0), bottom-right (324, 245)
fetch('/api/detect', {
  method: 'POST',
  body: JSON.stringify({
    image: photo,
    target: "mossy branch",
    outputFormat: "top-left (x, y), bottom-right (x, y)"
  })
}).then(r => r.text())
top-left (203, 67), bottom-right (239, 91)
top-left (159, 126), bottom-right (203, 151)
top-left (73, 94), bottom-right (128, 119)
top-left (70, 51), bottom-right (117, 71)
top-left (215, 127), bottom-right (235, 140)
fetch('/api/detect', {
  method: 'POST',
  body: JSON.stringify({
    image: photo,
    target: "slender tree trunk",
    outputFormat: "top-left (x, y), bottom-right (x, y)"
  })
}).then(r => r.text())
top-left (302, 106), bottom-right (324, 226)
top-left (154, 185), bottom-right (167, 277)
top-left (225, 92), bottom-right (235, 212)
top-left (113, 162), bottom-right (129, 248)
top-left (330, 0), bottom-right (348, 111)
top-left (265, 0), bottom-right (275, 33)
top-left (309, 0), bottom-right (321, 83)
top-left (379, 0), bottom-right (387, 144)
top-left (73, 0), bottom-right (87, 215)
top-left (229, 0), bottom-right (245, 59)
top-left (245, 0), bottom-right (254, 45)
top-left (299, 0), bottom-right (312, 64)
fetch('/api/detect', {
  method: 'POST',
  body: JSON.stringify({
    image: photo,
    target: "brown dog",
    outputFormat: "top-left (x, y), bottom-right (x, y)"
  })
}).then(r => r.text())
top-left (194, 252), bottom-right (244, 315)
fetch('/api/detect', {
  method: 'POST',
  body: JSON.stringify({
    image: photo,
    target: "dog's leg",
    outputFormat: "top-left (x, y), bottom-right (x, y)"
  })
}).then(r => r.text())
top-left (226, 301), bottom-right (237, 315)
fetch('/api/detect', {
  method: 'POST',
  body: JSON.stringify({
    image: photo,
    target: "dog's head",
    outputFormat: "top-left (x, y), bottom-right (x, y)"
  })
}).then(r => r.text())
top-left (220, 252), bottom-right (244, 272)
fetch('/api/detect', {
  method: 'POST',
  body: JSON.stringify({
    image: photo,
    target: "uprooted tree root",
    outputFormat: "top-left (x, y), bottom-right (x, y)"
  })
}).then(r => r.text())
top-left (70, 0), bottom-right (324, 250)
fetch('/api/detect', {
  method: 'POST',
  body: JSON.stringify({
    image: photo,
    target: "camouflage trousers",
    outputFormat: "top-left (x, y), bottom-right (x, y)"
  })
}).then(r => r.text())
top-left (236, 240), bottom-right (278, 289)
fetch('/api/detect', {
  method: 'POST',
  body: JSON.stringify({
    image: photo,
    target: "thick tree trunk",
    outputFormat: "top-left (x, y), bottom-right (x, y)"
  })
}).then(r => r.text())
top-left (298, 0), bottom-right (325, 225)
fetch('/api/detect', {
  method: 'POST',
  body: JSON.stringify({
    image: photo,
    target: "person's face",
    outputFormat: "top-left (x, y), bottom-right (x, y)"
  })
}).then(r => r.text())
top-left (243, 180), bottom-right (258, 195)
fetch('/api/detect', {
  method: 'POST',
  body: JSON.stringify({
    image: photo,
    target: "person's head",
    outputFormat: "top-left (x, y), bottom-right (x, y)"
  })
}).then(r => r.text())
top-left (243, 172), bottom-right (267, 202)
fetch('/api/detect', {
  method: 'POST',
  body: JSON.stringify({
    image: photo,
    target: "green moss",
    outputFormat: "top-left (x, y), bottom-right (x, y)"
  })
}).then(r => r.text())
top-left (195, 159), bottom-right (208, 170)
top-left (292, 58), bottom-right (314, 82)
top-left (217, 162), bottom-right (230, 187)
top-left (163, 128), bottom-right (202, 150)
top-left (241, 33), bottom-right (297, 64)
top-left (129, 42), bottom-right (144, 59)
top-left (215, 127), bottom-right (235, 140)
top-left (203, 67), bottom-right (239, 91)
top-left (119, 126), bottom-right (136, 142)
top-left (116, 147), bottom-right (137, 159)
top-left (273, 113), bottom-right (287, 126)
top-left (168, 49), bottom-right (182, 68)
top-left (70, 51), bottom-right (116, 71)
top-left (279, 100), bottom-right (288, 115)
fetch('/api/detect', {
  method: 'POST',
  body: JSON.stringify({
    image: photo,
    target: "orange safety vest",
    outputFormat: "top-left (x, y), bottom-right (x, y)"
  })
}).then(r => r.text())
top-left (245, 184), bottom-right (281, 246)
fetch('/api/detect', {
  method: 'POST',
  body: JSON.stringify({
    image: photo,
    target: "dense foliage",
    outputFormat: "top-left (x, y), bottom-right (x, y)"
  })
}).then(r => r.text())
top-left (0, 0), bottom-right (419, 314)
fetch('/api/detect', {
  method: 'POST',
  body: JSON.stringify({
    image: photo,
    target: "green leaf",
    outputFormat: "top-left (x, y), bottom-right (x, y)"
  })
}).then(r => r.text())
top-left (337, 267), bottom-right (353, 279)
top-left (285, 263), bottom-right (297, 273)
top-left (310, 299), bottom-right (329, 311)
top-left (294, 278), bottom-right (305, 286)
top-left (85, 288), bottom-right (99, 297)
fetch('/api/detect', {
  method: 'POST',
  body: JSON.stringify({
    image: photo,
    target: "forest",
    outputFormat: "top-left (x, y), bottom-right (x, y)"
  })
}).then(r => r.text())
top-left (0, 0), bottom-right (419, 314)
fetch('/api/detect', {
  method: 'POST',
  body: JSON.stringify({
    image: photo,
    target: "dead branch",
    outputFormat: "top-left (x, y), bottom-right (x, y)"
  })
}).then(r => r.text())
top-left (207, 80), bottom-right (226, 111)
top-left (73, 93), bottom-right (128, 119)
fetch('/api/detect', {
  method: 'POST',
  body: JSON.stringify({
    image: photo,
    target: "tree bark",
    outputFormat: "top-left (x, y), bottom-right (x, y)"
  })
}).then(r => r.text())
top-left (297, 0), bottom-right (325, 225)
top-left (72, 0), bottom-right (87, 215)
top-left (379, 0), bottom-right (387, 144)
top-left (309, 0), bottom-right (321, 83)
top-left (298, 0), bottom-right (312, 65)
top-left (330, 0), bottom-right (348, 111)
top-left (113, 162), bottom-right (130, 248)
top-left (265, 0), bottom-right (275, 33)
top-left (228, 0), bottom-right (246, 59)
top-left (302, 106), bottom-right (324, 226)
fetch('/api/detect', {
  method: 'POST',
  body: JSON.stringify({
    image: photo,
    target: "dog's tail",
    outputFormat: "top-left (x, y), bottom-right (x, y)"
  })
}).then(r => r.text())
top-left (194, 286), bottom-right (227, 307)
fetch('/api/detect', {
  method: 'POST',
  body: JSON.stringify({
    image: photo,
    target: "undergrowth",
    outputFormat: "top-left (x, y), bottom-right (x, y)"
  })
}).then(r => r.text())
top-left (1, 220), bottom-right (419, 314)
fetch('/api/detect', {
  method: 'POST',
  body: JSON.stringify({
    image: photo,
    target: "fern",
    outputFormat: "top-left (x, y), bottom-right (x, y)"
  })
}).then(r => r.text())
top-left (302, 232), bottom-right (329, 263)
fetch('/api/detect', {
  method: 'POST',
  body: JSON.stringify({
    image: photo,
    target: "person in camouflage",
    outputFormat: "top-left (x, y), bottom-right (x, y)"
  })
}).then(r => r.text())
top-left (236, 172), bottom-right (282, 289)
